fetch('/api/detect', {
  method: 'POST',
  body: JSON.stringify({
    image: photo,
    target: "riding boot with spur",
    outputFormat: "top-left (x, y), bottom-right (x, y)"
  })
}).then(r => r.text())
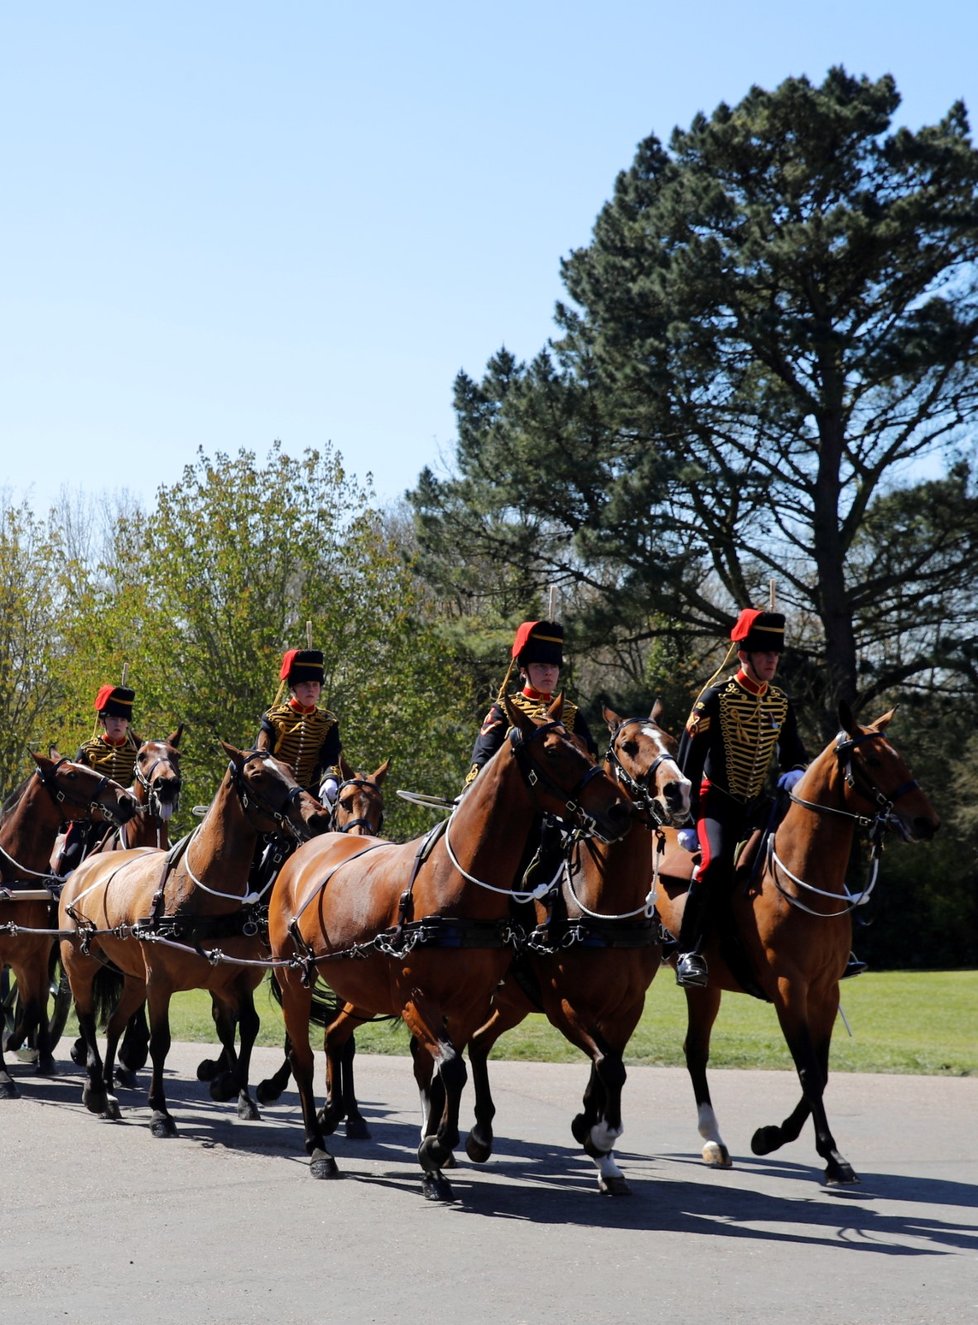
top-left (675, 881), bottom-right (710, 988)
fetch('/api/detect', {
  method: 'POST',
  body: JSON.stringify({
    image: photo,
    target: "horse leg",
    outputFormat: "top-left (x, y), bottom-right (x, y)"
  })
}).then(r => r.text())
top-left (402, 992), bottom-right (465, 1202)
top-left (196, 994), bottom-right (232, 1083)
top-left (207, 987), bottom-right (261, 1120)
top-left (279, 970), bottom-right (337, 1178)
top-left (753, 995), bottom-right (857, 1185)
top-left (256, 1033), bottom-right (292, 1105)
top-left (683, 984), bottom-right (732, 1168)
top-left (464, 1005), bottom-right (515, 1164)
top-left (98, 976), bottom-right (149, 1121)
top-left (339, 1033), bottom-right (370, 1139)
top-left (64, 951), bottom-right (114, 1117)
top-left (117, 1003), bottom-right (151, 1085)
top-left (146, 980), bottom-right (177, 1137)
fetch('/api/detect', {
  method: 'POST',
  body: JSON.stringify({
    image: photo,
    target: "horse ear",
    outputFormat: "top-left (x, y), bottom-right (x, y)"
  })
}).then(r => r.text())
top-left (254, 728), bottom-right (273, 753)
top-left (339, 754), bottom-right (355, 781)
top-left (650, 697), bottom-right (664, 724)
top-left (168, 725), bottom-right (184, 748)
top-left (373, 758), bottom-right (391, 783)
top-left (547, 692), bottom-right (564, 723)
top-left (603, 703), bottom-right (621, 733)
top-left (32, 750), bottom-right (53, 769)
top-left (501, 691), bottom-right (527, 731)
top-left (838, 700), bottom-right (860, 737)
top-left (47, 745), bottom-right (62, 761)
top-left (872, 708), bottom-right (896, 732)
top-left (219, 740), bottom-right (245, 769)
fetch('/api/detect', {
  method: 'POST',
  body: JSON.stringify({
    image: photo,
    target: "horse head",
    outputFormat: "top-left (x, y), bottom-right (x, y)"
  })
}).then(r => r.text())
top-left (134, 728), bottom-right (184, 822)
top-left (30, 749), bottom-right (139, 826)
top-left (501, 693), bottom-right (632, 844)
top-left (836, 702), bottom-right (940, 843)
top-left (331, 756), bottom-right (389, 836)
top-left (603, 700), bottom-right (692, 827)
top-left (218, 741), bottom-right (325, 842)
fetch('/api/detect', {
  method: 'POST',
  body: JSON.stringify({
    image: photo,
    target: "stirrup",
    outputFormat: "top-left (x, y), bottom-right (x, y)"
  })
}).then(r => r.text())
top-left (676, 951), bottom-right (709, 988)
top-left (841, 952), bottom-right (867, 980)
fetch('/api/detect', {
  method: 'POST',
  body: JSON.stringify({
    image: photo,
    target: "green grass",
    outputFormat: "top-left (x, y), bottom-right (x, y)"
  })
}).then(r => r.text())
top-left (104, 968), bottom-right (976, 1077)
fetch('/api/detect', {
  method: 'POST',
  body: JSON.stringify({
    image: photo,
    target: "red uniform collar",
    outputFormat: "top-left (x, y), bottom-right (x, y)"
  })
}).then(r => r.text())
top-left (521, 685), bottom-right (553, 702)
top-left (288, 698), bottom-right (318, 715)
top-left (735, 667), bottom-right (768, 697)
top-left (100, 734), bottom-right (127, 748)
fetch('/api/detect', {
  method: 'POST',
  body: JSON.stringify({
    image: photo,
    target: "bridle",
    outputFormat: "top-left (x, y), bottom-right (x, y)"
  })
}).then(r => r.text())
top-left (135, 749), bottom-right (183, 821)
top-left (36, 758), bottom-right (133, 827)
top-left (330, 778), bottom-right (384, 835)
top-left (229, 750), bottom-right (312, 843)
top-left (605, 718), bottom-right (682, 829)
top-left (773, 728), bottom-right (920, 917)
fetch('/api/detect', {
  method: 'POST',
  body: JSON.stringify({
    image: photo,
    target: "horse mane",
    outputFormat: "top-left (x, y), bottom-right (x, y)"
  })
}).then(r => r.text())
top-left (0, 774), bottom-right (33, 824)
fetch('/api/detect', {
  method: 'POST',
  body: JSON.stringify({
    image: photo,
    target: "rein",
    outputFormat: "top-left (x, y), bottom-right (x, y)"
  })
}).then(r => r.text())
top-left (771, 729), bottom-right (913, 917)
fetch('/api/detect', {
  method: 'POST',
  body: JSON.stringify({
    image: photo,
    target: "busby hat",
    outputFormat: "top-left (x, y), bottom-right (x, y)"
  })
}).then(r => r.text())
top-left (730, 609), bottom-right (785, 653)
top-left (95, 684), bottom-right (135, 719)
top-left (511, 620), bottom-right (564, 668)
top-left (280, 648), bottom-right (325, 685)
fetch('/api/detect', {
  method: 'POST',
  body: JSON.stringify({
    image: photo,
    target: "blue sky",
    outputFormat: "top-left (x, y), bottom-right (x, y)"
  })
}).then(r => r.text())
top-left (3, 1), bottom-right (976, 517)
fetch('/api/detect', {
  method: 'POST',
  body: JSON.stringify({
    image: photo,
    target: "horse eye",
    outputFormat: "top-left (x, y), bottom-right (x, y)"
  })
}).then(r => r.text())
top-left (623, 740), bottom-right (638, 757)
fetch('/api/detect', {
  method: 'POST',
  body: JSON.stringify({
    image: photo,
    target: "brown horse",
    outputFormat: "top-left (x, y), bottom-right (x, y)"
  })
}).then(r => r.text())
top-left (0, 751), bottom-right (138, 1097)
top-left (464, 701), bottom-right (692, 1193)
top-left (67, 731), bottom-right (187, 1085)
top-left (58, 743), bottom-right (329, 1134)
top-left (655, 702), bottom-right (940, 1185)
top-left (267, 695), bottom-right (632, 1199)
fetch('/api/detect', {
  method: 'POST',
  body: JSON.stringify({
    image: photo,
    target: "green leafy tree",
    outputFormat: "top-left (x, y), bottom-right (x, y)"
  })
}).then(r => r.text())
top-left (412, 69), bottom-right (978, 738)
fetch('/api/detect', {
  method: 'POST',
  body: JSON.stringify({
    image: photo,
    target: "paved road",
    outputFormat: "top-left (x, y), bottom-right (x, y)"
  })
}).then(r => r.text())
top-left (2, 1044), bottom-right (975, 1324)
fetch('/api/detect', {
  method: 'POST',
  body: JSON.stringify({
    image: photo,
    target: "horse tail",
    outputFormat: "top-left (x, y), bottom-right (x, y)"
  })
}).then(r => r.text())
top-left (268, 968), bottom-right (345, 1029)
top-left (91, 964), bottom-right (125, 1029)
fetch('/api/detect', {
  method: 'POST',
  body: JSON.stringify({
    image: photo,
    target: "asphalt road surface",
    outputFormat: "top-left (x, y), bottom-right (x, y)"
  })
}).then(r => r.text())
top-left (2, 1043), bottom-right (975, 1325)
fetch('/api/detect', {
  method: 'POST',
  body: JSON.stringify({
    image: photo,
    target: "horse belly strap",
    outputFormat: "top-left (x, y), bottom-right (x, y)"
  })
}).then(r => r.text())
top-left (527, 917), bottom-right (658, 953)
top-left (134, 906), bottom-right (266, 943)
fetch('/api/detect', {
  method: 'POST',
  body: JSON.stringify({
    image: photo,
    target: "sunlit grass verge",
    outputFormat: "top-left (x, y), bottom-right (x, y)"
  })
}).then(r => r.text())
top-left (73, 968), bottom-right (976, 1077)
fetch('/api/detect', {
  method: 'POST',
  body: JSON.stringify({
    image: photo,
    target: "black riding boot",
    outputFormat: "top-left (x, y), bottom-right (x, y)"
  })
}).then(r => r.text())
top-left (675, 881), bottom-right (710, 988)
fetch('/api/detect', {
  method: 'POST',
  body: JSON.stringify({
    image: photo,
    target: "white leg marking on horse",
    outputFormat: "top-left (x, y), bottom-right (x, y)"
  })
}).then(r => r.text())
top-left (593, 1150), bottom-right (624, 1182)
top-left (697, 1102), bottom-right (730, 1167)
top-left (591, 1120), bottom-right (623, 1153)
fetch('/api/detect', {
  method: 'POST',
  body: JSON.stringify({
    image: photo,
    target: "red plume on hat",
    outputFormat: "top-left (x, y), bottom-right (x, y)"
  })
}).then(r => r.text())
top-left (280, 648), bottom-right (325, 684)
top-left (511, 620), bottom-right (564, 667)
top-left (94, 684), bottom-right (135, 717)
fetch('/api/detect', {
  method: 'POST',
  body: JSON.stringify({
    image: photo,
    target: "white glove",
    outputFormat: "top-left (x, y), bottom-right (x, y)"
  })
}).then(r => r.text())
top-left (320, 777), bottom-right (339, 804)
top-left (677, 827), bottom-right (700, 853)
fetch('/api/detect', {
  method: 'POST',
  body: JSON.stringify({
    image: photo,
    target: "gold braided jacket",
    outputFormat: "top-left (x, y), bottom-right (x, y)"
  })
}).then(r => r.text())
top-left (76, 731), bottom-right (140, 787)
top-left (261, 702), bottom-right (340, 790)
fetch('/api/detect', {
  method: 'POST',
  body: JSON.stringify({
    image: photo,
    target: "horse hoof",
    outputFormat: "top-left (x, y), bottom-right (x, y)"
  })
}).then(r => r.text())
top-left (422, 1171), bottom-right (455, 1202)
top-left (82, 1085), bottom-right (107, 1115)
top-left (150, 1112), bottom-right (177, 1138)
top-left (465, 1132), bottom-right (492, 1164)
top-left (315, 1106), bottom-right (341, 1137)
top-left (702, 1141), bottom-right (732, 1168)
top-left (824, 1163), bottom-right (860, 1186)
top-left (196, 1057), bottom-right (221, 1083)
top-left (101, 1096), bottom-right (122, 1122)
top-left (237, 1094), bottom-right (260, 1121)
top-left (0, 1073), bottom-right (19, 1100)
top-left (256, 1079), bottom-right (281, 1106)
top-left (310, 1148), bottom-right (339, 1179)
top-left (599, 1174), bottom-right (631, 1196)
top-left (116, 1068), bottom-right (139, 1090)
top-left (750, 1125), bottom-right (781, 1157)
top-left (344, 1116), bottom-right (370, 1140)
top-left (208, 1074), bottom-right (238, 1104)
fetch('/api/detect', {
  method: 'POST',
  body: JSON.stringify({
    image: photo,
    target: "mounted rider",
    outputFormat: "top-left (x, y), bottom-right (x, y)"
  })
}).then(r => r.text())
top-left (673, 609), bottom-right (809, 987)
top-left (464, 619), bottom-right (598, 889)
top-left (251, 647), bottom-right (341, 886)
top-left (57, 684), bottom-right (139, 873)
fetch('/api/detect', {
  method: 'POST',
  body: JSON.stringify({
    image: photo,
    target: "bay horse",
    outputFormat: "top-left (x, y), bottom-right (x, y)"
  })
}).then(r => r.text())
top-left (58, 743), bottom-right (329, 1134)
top-left (267, 695), bottom-right (632, 1200)
top-left (219, 756), bottom-right (391, 1133)
top-left (66, 731), bottom-right (186, 1086)
top-left (464, 702), bottom-right (692, 1194)
top-left (655, 702), bottom-right (940, 1185)
top-left (0, 750), bottom-right (138, 1097)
